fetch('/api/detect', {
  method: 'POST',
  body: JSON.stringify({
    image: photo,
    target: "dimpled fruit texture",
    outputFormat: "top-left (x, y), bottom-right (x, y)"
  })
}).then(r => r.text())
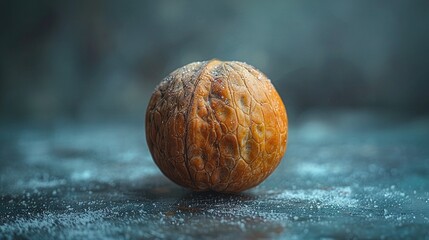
top-left (145, 60), bottom-right (288, 193)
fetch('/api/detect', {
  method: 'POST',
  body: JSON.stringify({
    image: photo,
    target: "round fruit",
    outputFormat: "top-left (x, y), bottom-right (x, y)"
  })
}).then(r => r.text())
top-left (145, 59), bottom-right (288, 193)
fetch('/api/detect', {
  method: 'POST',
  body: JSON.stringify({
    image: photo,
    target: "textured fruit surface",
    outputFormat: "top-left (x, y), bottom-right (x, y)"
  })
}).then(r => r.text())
top-left (145, 60), bottom-right (288, 192)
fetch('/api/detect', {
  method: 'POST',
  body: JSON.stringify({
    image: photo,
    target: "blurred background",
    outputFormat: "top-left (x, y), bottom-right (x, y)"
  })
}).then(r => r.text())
top-left (2, 2), bottom-right (429, 238)
top-left (1, 0), bottom-right (429, 124)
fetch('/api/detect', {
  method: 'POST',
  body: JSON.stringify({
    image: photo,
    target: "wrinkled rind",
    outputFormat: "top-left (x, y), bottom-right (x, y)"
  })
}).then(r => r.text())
top-left (146, 62), bottom-right (206, 189)
top-left (145, 60), bottom-right (288, 193)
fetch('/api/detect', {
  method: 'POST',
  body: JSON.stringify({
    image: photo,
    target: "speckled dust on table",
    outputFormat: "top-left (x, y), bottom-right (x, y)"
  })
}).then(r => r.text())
top-left (1, 112), bottom-right (429, 239)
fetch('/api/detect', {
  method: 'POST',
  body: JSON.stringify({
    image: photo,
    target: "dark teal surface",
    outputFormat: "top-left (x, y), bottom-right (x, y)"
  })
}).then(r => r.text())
top-left (1, 111), bottom-right (429, 239)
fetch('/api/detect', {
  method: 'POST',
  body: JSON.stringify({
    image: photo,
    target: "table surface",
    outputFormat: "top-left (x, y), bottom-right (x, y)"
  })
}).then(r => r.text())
top-left (1, 111), bottom-right (429, 239)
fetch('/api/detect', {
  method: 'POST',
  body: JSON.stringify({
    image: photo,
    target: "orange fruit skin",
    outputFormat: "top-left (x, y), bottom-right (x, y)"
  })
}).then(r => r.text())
top-left (146, 60), bottom-right (288, 193)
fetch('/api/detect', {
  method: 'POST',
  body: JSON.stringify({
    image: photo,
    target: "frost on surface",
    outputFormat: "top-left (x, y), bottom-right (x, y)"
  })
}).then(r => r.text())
top-left (1, 112), bottom-right (429, 239)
